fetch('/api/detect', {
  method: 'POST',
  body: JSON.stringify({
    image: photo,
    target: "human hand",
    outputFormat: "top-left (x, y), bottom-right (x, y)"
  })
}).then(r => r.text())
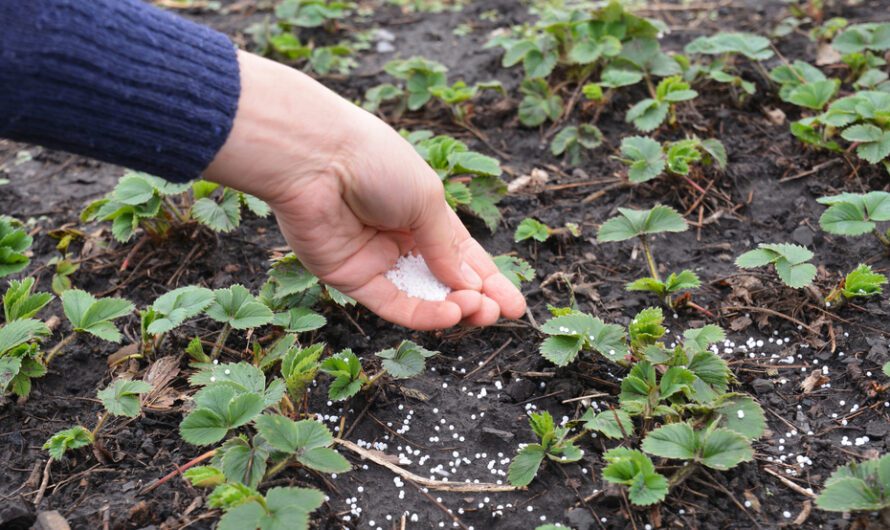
top-left (205, 52), bottom-right (526, 330)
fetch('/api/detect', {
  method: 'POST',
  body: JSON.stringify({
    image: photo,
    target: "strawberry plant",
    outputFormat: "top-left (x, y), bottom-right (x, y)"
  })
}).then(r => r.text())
top-left (274, 0), bottom-right (351, 29)
top-left (796, 91), bottom-right (890, 170)
top-left (4, 278), bottom-right (52, 322)
top-left (825, 264), bottom-right (887, 308)
top-left (206, 285), bottom-right (275, 358)
top-left (44, 378), bottom-right (152, 460)
top-left (0, 216), bottom-right (32, 278)
top-left (518, 78), bottom-right (563, 127)
top-left (320, 341), bottom-right (437, 401)
top-left (407, 132), bottom-right (506, 231)
top-left (815, 453), bottom-right (890, 515)
top-left (382, 57), bottom-right (448, 111)
top-left (181, 362), bottom-right (284, 446)
top-left (507, 411), bottom-right (583, 487)
top-left (44, 289), bottom-right (134, 366)
top-left (538, 308), bottom-right (628, 366)
top-left (493, 255), bottom-right (536, 289)
top-left (514, 217), bottom-right (580, 243)
top-left (818, 191), bottom-right (890, 247)
top-left (140, 285), bottom-right (214, 352)
top-left (0, 316), bottom-right (50, 397)
top-left (626, 76), bottom-right (698, 132)
top-left (520, 312), bottom-right (763, 496)
top-left (83, 172), bottom-right (270, 242)
top-left (550, 124), bottom-right (603, 164)
top-left (831, 23), bottom-right (890, 79)
top-left (182, 416), bottom-right (348, 530)
top-left (485, 1), bottom-right (662, 80)
top-left (597, 205), bottom-right (697, 306)
top-left (0, 279), bottom-right (53, 397)
top-left (735, 243), bottom-right (817, 288)
top-left (680, 32), bottom-right (774, 102)
top-left (618, 136), bottom-right (726, 184)
top-left (769, 61), bottom-right (840, 110)
top-left (601, 448), bottom-right (668, 505)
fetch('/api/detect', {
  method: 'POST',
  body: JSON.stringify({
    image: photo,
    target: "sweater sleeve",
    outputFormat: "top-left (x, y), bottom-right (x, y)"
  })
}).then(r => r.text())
top-left (0, 0), bottom-right (241, 182)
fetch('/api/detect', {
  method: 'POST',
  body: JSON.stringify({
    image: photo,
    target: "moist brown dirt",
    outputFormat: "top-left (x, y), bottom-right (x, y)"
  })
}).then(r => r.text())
top-left (2, 1), bottom-right (890, 529)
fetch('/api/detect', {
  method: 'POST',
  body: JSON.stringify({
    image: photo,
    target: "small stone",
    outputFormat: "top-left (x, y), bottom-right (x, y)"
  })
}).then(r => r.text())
top-left (481, 427), bottom-right (515, 443)
top-left (752, 378), bottom-right (773, 395)
top-left (33, 511), bottom-right (71, 530)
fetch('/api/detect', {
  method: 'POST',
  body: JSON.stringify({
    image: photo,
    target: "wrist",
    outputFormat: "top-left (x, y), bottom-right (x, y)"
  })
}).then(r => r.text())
top-left (204, 51), bottom-right (355, 204)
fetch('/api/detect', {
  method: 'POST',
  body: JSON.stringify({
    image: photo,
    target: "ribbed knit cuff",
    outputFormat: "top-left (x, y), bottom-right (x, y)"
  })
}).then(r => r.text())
top-left (0, 0), bottom-right (241, 182)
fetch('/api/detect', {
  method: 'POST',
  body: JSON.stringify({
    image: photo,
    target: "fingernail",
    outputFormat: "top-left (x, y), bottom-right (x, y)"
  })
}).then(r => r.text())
top-left (461, 262), bottom-right (482, 289)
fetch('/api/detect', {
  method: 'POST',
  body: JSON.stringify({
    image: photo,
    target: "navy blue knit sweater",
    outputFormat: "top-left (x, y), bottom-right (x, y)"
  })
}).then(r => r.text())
top-left (0, 0), bottom-right (241, 182)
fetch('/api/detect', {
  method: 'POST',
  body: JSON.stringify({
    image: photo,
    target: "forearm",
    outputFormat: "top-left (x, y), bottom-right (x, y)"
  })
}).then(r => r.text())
top-left (0, 0), bottom-right (239, 182)
top-left (203, 52), bottom-right (356, 204)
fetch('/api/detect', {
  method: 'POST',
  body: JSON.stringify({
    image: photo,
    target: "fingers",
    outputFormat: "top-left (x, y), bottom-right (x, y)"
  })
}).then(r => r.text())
top-left (412, 190), bottom-right (483, 292)
top-left (344, 275), bottom-right (482, 330)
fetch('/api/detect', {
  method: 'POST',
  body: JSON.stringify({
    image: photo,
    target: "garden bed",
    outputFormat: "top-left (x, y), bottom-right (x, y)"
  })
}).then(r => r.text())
top-left (2, 1), bottom-right (890, 529)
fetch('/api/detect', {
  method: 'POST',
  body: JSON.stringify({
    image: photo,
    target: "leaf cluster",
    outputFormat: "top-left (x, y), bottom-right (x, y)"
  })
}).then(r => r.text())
top-left (507, 411), bottom-right (583, 487)
top-left (626, 76), bottom-right (698, 132)
top-left (815, 454), bottom-right (890, 512)
top-left (407, 132), bottom-right (506, 231)
top-left (0, 217), bottom-right (32, 278)
top-left (735, 243), bottom-right (817, 288)
top-left (618, 136), bottom-right (726, 184)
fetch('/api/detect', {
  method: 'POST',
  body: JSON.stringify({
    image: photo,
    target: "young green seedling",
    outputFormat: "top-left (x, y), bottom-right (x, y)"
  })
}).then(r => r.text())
top-left (550, 124), bottom-right (603, 164)
top-left (769, 61), bottom-right (840, 110)
top-left (825, 264), bottom-right (887, 308)
top-left (408, 132), bottom-right (506, 231)
top-left (0, 216), bottom-right (32, 278)
top-left (815, 453), bottom-right (890, 514)
top-left (43, 378), bottom-right (152, 460)
top-left (808, 91), bottom-right (890, 169)
top-left (735, 243), bottom-right (817, 288)
top-left (617, 136), bottom-right (726, 184)
top-left (4, 278), bottom-right (52, 322)
top-left (514, 217), bottom-right (580, 243)
top-left (0, 318), bottom-right (50, 397)
top-left (319, 341), bottom-right (437, 401)
top-left (429, 80), bottom-right (504, 124)
top-left (141, 285), bottom-right (214, 352)
top-left (213, 485), bottom-right (326, 530)
top-left (602, 448), bottom-right (669, 505)
top-left (818, 191), bottom-right (890, 248)
top-left (641, 422), bottom-right (755, 474)
top-left (280, 342), bottom-right (323, 406)
top-left (507, 411), bottom-right (583, 487)
top-left (538, 309), bottom-right (628, 366)
top-left (181, 362), bottom-right (284, 446)
top-left (626, 76), bottom-right (698, 132)
top-left (383, 57), bottom-right (448, 111)
top-left (274, 0), bottom-right (351, 28)
top-left (493, 255), bottom-right (536, 289)
top-left (83, 173), bottom-right (270, 241)
top-left (597, 205), bottom-right (694, 306)
top-left (44, 289), bottom-right (135, 366)
top-left (206, 285), bottom-right (275, 358)
top-left (518, 78), bottom-right (563, 127)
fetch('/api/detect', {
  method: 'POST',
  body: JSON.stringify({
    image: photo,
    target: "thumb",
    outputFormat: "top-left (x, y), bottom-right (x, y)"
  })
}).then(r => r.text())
top-left (412, 188), bottom-right (483, 292)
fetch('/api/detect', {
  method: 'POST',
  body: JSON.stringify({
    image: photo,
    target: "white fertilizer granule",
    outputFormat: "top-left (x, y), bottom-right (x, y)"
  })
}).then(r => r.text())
top-left (385, 254), bottom-right (451, 301)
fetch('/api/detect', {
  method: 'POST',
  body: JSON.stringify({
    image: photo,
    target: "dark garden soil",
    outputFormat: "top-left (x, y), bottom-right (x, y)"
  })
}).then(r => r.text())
top-left (2, 1), bottom-right (890, 529)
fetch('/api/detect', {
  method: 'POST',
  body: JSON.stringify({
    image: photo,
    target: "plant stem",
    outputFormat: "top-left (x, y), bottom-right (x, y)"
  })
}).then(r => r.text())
top-left (139, 449), bottom-right (217, 495)
top-left (90, 411), bottom-right (109, 439)
top-left (873, 228), bottom-right (890, 248)
top-left (210, 324), bottom-right (231, 360)
top-left (668, 462), bottom-right (698, 488)
top-left (364, 370), bottom-right (386, 389)
top-left (163, 197), bottom-right (189, 224)
top-left (43, 332), bottom-right (77, 366)
top-left (264, 458), bottom-right (291, 481)
top-left (639, 237), bottom-right (661, 283)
